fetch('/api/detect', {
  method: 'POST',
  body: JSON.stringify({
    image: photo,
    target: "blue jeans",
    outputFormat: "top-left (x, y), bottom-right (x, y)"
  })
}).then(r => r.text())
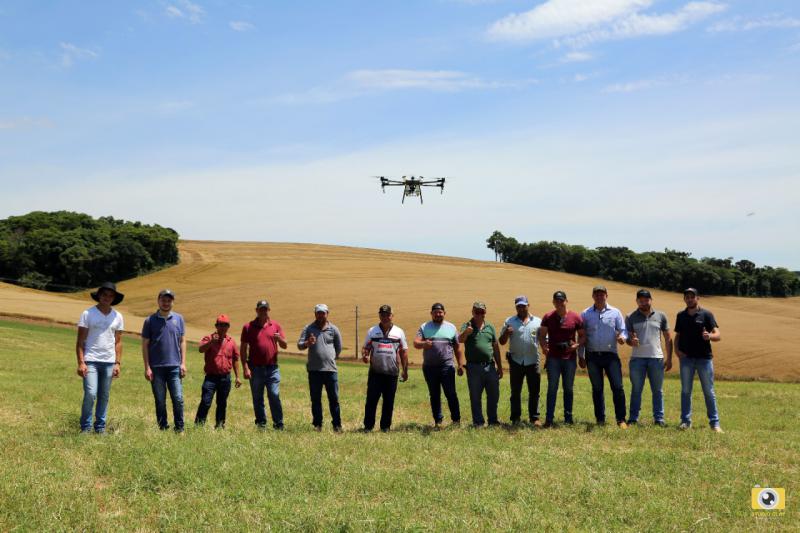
top-left (249, 365), bottom-right (284, 428)
top-left (679, 358), bottom-right (720, 427)
top-left (80, 362), bottom-right (114, 432)
top-left (195, 374), bottom-right (232, 427)
top-left (465, 363), bottom-right (500, 426)
top-left (628, 358), bottom-right (665, 423)
top-left (151, 366), bottom-right (184, 431)
top-left (422, 365), bottom-right (461, 423)
top-left (586, 352), bottom-right (627, 424)
top-left (363, 371), bottom-right (399, 431)
top-left (545, 358), bottom-right (576, 423)
top-left (508, 359), bottom-right (541, 423)
top-left (308, 371), bottom-right (341, 428)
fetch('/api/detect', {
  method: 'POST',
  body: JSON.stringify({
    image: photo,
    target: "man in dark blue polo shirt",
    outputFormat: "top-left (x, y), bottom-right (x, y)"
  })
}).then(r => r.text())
top-left (142, 289), bottom-right (187, 432)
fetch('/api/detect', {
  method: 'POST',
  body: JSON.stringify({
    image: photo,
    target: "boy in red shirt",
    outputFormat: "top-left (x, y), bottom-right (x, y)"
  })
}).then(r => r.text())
top-left (195, 314), bottom-right (241, 429)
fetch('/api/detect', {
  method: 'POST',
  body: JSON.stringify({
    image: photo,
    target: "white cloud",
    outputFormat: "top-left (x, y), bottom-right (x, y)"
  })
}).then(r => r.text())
top-left (229, 20), bottom-right (254, 32)
top-left (573, 73), bottom-right (589, 82)
top-left (708, 14), bottom-right (800, 32)
top-left (0, 117), bottom-right (54, 130)
top-left (165, 0), bottom-right (205, 24)
top-left (603, 78), bottom-right (664, 92)
top-left (59, 42), bottom-right (98, 68)
top-left (561, 51), bottom-right (593, 62)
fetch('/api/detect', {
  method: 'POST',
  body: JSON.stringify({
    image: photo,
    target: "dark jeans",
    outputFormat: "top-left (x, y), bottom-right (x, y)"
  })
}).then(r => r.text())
top-left (422, 365), bottom-right (460, 423)
top-left (508, 359), bottom-right (541, 422)
top-left (363, 371), bottom-right (399, 431)
top-left (195, 374), bottom-right (232, 427)
top-left (151, 366), bottom-right (184, 431)
top-left (466, 363), bottom-right (499, 426)
top-left (249, 365), bottom-right (283, 428)
top-left (545, 358), bottom-right (576, 423)
top-left (308, 371), bottom-right (341, 429)
top-left (586, 351), bottom-right (627, 423)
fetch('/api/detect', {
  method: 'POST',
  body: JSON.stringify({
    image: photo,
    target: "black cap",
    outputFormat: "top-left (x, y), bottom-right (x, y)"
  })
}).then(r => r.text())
top-left (91, 282), bottom-right (124, 306)
top-left (379, 304), bottom-right (392, 314)
top-left (683, 287), bottom-right (698, 296)
top-left (431, 302), bottom-right (445, 311)
top-left (553, 291), bottom-right (567, 301)
top-left (256, 300), bottom-right (270, 309)
top-left (636, 289), bottom-right (652, 299)
top-left (158, 289), bottom-right (175, 299)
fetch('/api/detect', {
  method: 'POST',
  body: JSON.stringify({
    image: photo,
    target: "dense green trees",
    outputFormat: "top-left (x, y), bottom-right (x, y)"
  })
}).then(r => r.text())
top-left (486, 232), bottom-right (800, 297)
top-left (0, 211), bottom-right (179, 291)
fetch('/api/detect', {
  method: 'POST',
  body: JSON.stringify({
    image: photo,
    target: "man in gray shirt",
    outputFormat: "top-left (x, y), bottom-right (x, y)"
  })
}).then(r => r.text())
top-left (298, 304), bottom-right (343, 431)
top-left (625, 289), bottom-right (673, 426)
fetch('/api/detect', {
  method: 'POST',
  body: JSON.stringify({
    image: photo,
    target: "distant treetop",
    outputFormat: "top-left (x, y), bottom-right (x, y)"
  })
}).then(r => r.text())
top-left (0, 211), bottom-right (179, 292)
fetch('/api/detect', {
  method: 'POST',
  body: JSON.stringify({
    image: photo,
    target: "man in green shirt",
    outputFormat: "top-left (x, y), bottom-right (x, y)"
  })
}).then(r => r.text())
top-left (458, 301), bottom-right (503, 427)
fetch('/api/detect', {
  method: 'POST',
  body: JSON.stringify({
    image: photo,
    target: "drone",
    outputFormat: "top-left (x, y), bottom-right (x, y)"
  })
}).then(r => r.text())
top-left (375, 175), bottom-right (446, 204)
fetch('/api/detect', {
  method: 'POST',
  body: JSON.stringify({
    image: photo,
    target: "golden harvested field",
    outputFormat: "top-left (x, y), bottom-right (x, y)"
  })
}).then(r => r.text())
top-left (2, 240), bottom-right (798, 381)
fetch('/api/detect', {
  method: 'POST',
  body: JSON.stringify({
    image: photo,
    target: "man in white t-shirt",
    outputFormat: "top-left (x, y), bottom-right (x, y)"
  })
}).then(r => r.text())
top-left (361, 305), bottom-right (408, 431)
top-left (76, 282), bottom-right (125, 433)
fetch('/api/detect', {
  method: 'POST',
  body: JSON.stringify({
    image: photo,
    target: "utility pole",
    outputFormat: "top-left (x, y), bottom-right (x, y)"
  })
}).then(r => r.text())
top-left (354, 305), bottom-right (359, 360)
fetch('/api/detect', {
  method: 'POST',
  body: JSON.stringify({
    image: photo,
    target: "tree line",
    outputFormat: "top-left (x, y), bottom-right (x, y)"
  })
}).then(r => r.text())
top-left (486, 231), bottom-right (800, 297)
top-left (0, 211), bottom-right (179, 291)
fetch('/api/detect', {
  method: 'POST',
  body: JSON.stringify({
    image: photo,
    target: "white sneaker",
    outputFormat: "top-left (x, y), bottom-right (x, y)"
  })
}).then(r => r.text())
top-left (711, 426), bottom-right (724, 433)
top-left (679, 422), bottom-right (691, 430)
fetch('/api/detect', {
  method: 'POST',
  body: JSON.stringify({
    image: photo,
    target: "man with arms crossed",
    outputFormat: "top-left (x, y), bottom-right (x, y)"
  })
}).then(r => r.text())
top-left (499, 295), bottom-right (542, 427)
top-left (674, 288), bottom-right (722, 432)
top-left (142, 289), bottom-right (186, 432)
top-left (625, 289), bottom-right (673, 427)
top-left (361, 304), bottom-right (408, 432)
top-left (76, 282), bottom-right (125, 434)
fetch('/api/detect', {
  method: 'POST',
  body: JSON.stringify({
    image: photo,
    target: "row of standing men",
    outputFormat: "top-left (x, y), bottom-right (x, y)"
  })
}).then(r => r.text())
top-left (76, 283), bottom-right (722, 433)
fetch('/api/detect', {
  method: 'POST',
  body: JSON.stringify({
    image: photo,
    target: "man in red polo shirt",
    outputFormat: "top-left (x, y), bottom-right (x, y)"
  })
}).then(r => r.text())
top-left (195, 314), bottom-right (241, 429)
top-left (241, 300), bottom-right (287, 429)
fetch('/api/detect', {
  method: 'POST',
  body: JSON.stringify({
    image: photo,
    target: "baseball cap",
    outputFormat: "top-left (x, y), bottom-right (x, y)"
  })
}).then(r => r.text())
top-left (215, 314), bottom-right (230, 325)
top-left (553, 290), bottom-right (567, 301)
top-left (158, 289), bottom-right (175, 299)
top-left (472, 301), bottom-right (486, 311)
top-left (315, 303), bottom-right (329, 313)
top-left (636, 289), bottom-right (652, 299)
top-left (683, 287), bottom-right (698, 296)
top-left (431, 302), bottom-right (445, 311)
top-left (379, 304), bottom-right (392, 314)
top-left (514, 295), bottom-right (529, 307)
top-left (592, 285), bottom-right (608, 294)
top-left (256, 300), bottom-right (270, 309)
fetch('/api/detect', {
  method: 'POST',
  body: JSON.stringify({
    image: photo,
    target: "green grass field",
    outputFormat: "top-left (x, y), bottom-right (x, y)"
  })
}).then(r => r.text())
top-left (0, 319), bottom-right (796, 532)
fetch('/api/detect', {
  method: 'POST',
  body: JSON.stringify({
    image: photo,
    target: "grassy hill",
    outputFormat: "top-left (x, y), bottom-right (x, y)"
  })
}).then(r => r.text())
top-left (1, 240), bottom-right (798, 381)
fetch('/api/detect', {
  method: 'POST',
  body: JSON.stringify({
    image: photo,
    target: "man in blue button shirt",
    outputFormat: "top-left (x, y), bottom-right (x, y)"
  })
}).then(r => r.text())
top-left (142, 289), bottom-right (187, 432)
top-left (499, 295), bottom-right (542, 426)
top-left (580, 286), bottom-right (628, 428)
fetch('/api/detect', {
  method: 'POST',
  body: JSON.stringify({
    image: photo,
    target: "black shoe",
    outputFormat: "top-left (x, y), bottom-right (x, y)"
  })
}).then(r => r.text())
top-left (564, 418), bottom-right (574, 425)
top-left (215, 422), bottom-right (225, 429)
top-left (655, 420), bottom-right (667, 427)
top-left (380, 427), bottom-right (390, 433)
top-left (543, 420), bottom-right (554, 428)
top-left (333, 426), bottom-right (343, 433)
top-left (626, 419), bottom-right (638, 426)
top-left (273, 424), bottom-right (285, 431)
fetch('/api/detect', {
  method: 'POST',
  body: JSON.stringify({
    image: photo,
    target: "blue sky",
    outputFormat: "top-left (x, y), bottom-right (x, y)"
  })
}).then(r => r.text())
top-left (1, 0), bottom-right (799, 268)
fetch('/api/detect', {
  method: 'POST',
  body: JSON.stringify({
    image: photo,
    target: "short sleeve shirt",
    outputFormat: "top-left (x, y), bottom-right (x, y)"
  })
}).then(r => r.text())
top-left (200, 334), bottom-right (240, 375)
top-left (541, 310), bottom-right (583, 360)
top-left (625, 309), bottom-right (669, 358)
top-left (675, 308), bottom-right (718, 359)
top-left (241, 319), bottom-right (284, 366)
top-left (460, 321), bottom-right (496, 364)
top-left (417, 320), bottom-right (459, 367)
top-left (299, 322), bottom-right (342, 372)
top-left (503, 314), bottom-right (541, 366)
top-left (78, 306), bottom-right (124, 363)
top-left (363, 324), bottom-right (408, 376)
top-left (142, 311), bottom-right (185, 367)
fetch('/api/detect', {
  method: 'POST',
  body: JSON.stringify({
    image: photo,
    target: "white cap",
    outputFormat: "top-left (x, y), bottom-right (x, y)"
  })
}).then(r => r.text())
top-left (314, 303), bottom-right (329, 313)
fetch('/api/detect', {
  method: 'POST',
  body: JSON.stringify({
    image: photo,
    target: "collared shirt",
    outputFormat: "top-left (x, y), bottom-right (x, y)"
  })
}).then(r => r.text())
top-left (417, 320), bottom-right (459, 367)
top-left (625, 308), bottom-right (669, 359)
top-left (241, 319), bottom-right (284, 366)
top-left (502, 314), bottom-right (541, 366)
top-left (541, 310), bottom-right (583, 360)
top-left (675, 308), bottom-right (718, 359)
top-left (200, 334), bottom-right (240, 375)
top-left (78, 306), bottom-right (124, 363)
top-left (581, 304), bottom-right (627, 353)
top-left (460, 321), bottom-right (497, 364)
top-left (142, 311), bottom-right (185, 367)
top-left (363, 324), bottom-right (408, 376)
top-left (298, 321), bottom-right (342, 372)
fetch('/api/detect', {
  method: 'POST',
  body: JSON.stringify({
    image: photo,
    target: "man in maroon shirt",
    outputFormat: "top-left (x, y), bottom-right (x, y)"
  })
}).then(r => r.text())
top-left (537, 291), bottom-right (586, 427)
top-left (241, 300), bottom-right (288, 429)
top-left (195, 314), bottom-right (241, 429)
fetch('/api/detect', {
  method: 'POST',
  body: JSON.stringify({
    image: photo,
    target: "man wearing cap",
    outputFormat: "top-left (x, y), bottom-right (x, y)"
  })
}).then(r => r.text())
top-left (625, 289), bottom-right (673, 427)
top-left (581, 285), bottom-right (628, 428)
top-left (414, 303), bottom-right (464, 428)
top-left (298, 304), bottom-right (343, 431)
top-left (537, 291), bottom-right (585, 427)
top-left (361, 305), bottom-right (409, 432)
top-left (458, 301), bottom-right (503, 427)
top-left (499, 295), bottom-right (543, 426)
top-left (195, 314), bottom-right (241, 429)
top-left (241, 300), bottom-right (287, 430)
top-left (674, 288), bottom-right (722, 432)
top-left (141, 289), bottom-right (187, 432)
top-left (75, 282), bottom-right (125, 434)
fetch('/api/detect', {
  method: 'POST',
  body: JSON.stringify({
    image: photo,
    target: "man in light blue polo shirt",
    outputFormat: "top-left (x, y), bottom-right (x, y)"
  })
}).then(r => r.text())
top-left (141, 289), bottom-right (187, 432)
top-left (499, 295), bottom-right (542, 426)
